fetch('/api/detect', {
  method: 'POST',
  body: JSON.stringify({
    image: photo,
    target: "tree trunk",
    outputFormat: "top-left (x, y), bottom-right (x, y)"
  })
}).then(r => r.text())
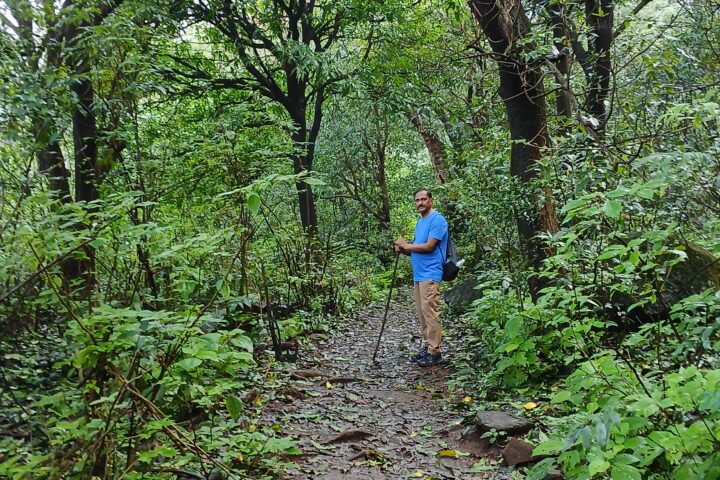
top-left (406, 110), bottom-right (448, 184)
top-left (291, 127), bottom-right (319, 238)
top-left (72, 74), bottom-right (99, 203)
top-left (469, 0), bottom-right (560, 299)
top-left (585, 0), bottom-right (614, 130)
top-left (547, 5), bottom-right (573, 125)
top-left (376, 147), bottom-right (391, 231)
top-left (36, 129), bottom-right (72, 203)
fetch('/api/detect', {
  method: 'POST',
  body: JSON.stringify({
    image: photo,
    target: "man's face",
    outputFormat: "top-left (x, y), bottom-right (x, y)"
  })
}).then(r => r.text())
top-left (414, 191), bottom-right (433, 215)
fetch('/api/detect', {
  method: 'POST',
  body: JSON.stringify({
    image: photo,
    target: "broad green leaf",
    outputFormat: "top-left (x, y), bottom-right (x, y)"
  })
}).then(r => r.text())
top-left (226, 395), bottom-right (243, 420)
top-left (302, 176), bottom-right (325, 186)
top-left (247, 193), bottom-right (261, 214)
top-left (589, 458), bottom-right (610, 476)
top-left (603, 200), bottom-right (623, 218)
top-left (176, 357), bottom-right (202, 371)
top-left (533, 439), bottom-right (564, 456)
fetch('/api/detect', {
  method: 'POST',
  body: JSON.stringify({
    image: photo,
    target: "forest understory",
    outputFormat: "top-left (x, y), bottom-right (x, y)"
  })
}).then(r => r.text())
top-left (2, 0), bottom-right (720, 478)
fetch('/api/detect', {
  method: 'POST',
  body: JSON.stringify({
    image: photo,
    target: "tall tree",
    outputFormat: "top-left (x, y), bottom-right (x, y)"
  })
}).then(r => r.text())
top-left (172, 0), bottom-right (379, 238)
top-left (469, 0), bottom-right (560, 297)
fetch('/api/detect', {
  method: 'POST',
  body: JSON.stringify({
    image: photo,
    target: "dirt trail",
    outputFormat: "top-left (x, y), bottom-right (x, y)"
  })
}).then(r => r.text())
top-left (266, 289), bottom-right (505, 479)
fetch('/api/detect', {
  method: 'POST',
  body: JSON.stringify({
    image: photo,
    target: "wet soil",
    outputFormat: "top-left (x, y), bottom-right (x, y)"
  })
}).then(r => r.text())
top-left (265, 289), bottom-right (508, 479)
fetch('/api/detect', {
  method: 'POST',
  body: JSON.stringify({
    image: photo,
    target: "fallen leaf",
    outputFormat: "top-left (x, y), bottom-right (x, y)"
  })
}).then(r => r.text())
top-left (437, 448), bottom-right (470, 458)
top-left (463, 396), bottom-right (473, 403)
top-left (523, 402), bottom-right (538, 410)
top-left (410, 431), bottom-right (417, 437)
top-left (325, 381), bottom-right (333, 389)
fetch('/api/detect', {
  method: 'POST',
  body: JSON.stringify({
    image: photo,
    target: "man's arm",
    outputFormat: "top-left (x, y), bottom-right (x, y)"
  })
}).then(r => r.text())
top-left (394, 236), bottom-right (439, 254)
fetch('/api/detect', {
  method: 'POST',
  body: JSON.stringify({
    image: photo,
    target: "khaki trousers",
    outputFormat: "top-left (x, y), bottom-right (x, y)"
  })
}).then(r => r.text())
top-left (414, 280), bottom-right (441, 355)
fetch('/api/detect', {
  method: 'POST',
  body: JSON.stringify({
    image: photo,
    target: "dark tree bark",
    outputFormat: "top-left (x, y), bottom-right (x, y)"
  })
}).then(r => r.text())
top-left (585, 0), bottom-right (614, 129)
top-left (546, 4), bottom-right (573, 124)
top-left (72, 74), bottom-right (99, 204)
top-left (36, 128), bottom-right (72, 203)
top-left (469, 0), bottom-right (560, 299)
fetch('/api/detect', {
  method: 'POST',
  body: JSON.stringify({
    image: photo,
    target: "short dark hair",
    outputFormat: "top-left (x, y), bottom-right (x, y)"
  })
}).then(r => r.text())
top-left (414, 188), bottom-right (432, 199)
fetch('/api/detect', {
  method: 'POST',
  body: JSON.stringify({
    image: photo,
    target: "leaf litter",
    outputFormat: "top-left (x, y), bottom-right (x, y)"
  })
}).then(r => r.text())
top-left (262, 288), bottom-right (512, 479)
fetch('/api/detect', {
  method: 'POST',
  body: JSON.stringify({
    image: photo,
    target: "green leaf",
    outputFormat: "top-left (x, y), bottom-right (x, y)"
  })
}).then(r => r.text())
top-left (589, 458), bottom-right (610, 476)
top-left (533, 439), bottom-right (564, 456)
top-left (247, 193), bottom-right (261, 214)
top-left (699, 391), bottom-right (720, 412)
top-left (226, 395), bottom-right (243, 420)
top-left (302, 176), bottom-right (325, 186)
top-left (505, 317), bottom-right (523, 338)
top-left (603, 200), bottom-right (623, 218)
top-left (176, 357), bottom-right (202, 371)
top-left (610, 464), bottom-right (642, 480)
top-left (551, 390), bottom-right (572, 403)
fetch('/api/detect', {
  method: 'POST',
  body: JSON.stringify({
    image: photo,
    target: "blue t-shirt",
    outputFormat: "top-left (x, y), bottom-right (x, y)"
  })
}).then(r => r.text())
top-left (411, 210), bottom-right (448, 282)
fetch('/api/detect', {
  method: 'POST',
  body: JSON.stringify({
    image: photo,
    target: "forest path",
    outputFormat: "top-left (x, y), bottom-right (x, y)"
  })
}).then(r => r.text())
top-left (266, 288), bottom-right (505, 479)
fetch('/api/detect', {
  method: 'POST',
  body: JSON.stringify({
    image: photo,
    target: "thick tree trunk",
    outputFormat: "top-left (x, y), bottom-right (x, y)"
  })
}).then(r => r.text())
top-left (547, 5), bottom-right (573, 124)
top-left (36, 131), bottom-right (72, 203)
top-left (585, 0), bottom-right (614, 130)
top-left (291, 127), bottom-right (318, 238)
top-left (72, 75), bottom-right (99, 203)
top-left (469, 0), bottom-right (560, 299)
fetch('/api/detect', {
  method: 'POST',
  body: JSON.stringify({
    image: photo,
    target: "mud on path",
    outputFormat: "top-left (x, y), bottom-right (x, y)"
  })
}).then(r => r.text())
top-left (264, 289), bottom-right (503, 479)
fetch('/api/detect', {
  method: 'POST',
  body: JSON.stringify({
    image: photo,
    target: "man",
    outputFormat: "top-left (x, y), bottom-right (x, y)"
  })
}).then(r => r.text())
top-left (394, 188), bottom-right (448, 367)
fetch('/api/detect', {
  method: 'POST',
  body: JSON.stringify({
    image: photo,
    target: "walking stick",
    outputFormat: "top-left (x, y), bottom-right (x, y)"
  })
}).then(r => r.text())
top-left (372, 251), bottom-right (400, 362)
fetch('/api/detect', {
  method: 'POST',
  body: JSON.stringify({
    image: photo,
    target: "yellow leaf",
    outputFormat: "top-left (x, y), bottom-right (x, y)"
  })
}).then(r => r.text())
top-left (437, 449), bottom-right (461, 458)
top-left (253, 396), bottom-right (263, 406)
top-left (463, 396), bottom-right (472, 403)
top-left (523, 402), bottom-right (538, 410)
top-left (248, 424), bottom-right (257, 433)
top-left (410, 431), bottom-right (417, 437)
top-left (326, 381), bottom-right (333, 389)
top-left (410, 470), bottom-right (426, 478)
top-left (415, 383), bottom-right (425, 391)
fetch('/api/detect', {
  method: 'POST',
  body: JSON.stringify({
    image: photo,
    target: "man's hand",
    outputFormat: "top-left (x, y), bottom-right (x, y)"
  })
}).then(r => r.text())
top-left (394, 237), bottom-right (410, 255)
top-left (395, 236), bottom-right (438, 254)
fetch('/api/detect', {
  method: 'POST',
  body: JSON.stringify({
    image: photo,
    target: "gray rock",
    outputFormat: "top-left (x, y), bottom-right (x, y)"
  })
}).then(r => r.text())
top-left (444, 278), bottom-right (483, 314)
top-left (502, 437), bottom-right (536, 467)
top-left (475, 411), bottom-right (534, 436)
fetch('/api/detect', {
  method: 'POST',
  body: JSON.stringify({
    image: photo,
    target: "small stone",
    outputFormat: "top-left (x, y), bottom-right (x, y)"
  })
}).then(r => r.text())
top-left (475, 411), bottom-right (534, 435)
top-left (502, 437), bottom-right (536, 467)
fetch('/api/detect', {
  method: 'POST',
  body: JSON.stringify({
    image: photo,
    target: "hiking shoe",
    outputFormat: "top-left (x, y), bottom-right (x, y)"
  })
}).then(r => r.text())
top-left (410, 346), bottom-right (428, 362)
top-left (417, 353), bottom-right (443, 367)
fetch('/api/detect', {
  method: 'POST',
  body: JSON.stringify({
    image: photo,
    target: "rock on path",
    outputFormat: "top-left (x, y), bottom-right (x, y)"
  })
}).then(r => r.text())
top-left (264, 289), bottom-right (509, 479)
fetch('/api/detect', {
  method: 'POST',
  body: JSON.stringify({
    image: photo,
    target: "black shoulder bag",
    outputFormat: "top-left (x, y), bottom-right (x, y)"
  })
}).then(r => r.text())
top-left (442, 230), bottom-right (460, 282)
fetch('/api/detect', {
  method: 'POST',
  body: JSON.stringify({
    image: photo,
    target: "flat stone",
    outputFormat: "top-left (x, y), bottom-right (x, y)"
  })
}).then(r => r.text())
top-left (444, 278), bottom-right (483, 314)
top-left (475, 411), bottom-right (534, 435)
top-left (502, 437), bottom-right (536, 467)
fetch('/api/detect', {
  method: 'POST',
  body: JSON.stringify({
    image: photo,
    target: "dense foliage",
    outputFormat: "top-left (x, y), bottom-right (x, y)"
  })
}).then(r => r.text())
top-left (1, 0), bottom-right (718, 478)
